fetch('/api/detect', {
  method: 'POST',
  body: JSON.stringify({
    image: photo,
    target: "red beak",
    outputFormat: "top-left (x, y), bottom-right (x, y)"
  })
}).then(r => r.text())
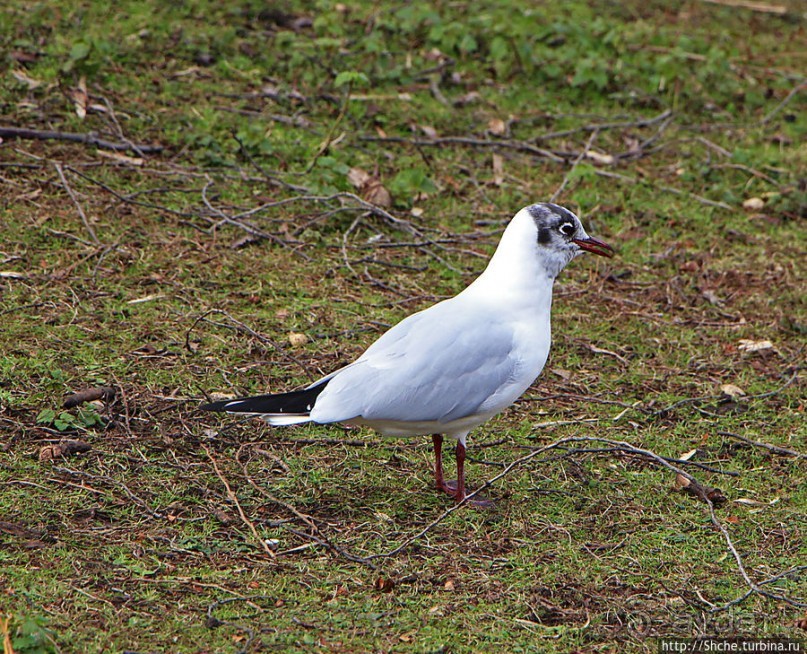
top-left (572, 236), bottom-right (615, 257)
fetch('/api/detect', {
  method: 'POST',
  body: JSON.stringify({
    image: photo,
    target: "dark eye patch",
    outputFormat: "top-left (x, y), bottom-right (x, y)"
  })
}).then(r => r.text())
top-left (559, 222), bottom-right (574, 236)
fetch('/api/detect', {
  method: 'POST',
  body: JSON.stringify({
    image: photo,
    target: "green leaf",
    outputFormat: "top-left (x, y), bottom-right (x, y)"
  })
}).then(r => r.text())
top-left (334, 71), bottom-right (369, 88)
top-left (69, 41), bottom-right (91, 61)
top-left (36, 408), bottom-right (56, 425)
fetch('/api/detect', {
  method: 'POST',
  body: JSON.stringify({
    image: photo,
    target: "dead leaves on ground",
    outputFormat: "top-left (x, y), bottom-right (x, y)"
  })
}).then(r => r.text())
top-left (39, 439), bottom-right (91, 461)
top-left (675, 473), bottom-right (727, 505)
top-left (347, 167), bottom-right (392, 207)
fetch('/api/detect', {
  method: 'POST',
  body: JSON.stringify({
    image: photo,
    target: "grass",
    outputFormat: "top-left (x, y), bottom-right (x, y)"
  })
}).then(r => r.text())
top-left (1, 0), bottom-right (805, 652)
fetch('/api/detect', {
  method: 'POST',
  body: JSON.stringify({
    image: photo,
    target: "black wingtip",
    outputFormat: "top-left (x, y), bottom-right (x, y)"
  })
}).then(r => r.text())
top-left (200, 399), bottom-right (234, 412)
top-left (200, 380), bottom-right (330, 415)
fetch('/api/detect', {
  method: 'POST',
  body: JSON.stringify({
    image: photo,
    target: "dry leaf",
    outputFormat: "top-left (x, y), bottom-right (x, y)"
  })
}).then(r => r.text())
top-left (97, 150), bottom-right (144, 166)
top-left (346, 168), bottom-right (392, 207)
top-left (126, 294), bottom-right (164, 305)
top-left (410, 207), bottom-right (424, 218)
top-left (488, 118), bottom-right (506, 136)
top-left (12, 69), bottom-right (42, 89)
top-left (679, 449), bottom-right (698, 461)
top-left (347, 167), bottom-right (371, 189)
top-left (492, 154), bottom-right (504, 186)
top-left (742, 197), bottom-right (764, 210)
top-left (288, 332), bottom-right (308, 347)
top-left (737, 339), bottom-right (773, 353)
top-left (364, 180), bottom-right (392, 208)
top-left (454, 91), bottom-right (481, 106)
top-left (702, 290), bottom-right (723, 306)
top-left (551, 368), bottom-right (572, 381)
top-left (420, 124), bottom-right (438, 138)
top-left (720, 384), bottom-right (746, 398)
top-left (734, 498), bottom-right (768, 506)
top-left (39, 440), bottom-right (91, 461)
top-left (443, 580), bottom-right (455, 591)
top-left (72, 76), bottom-right (88, 119)
top-left (585, 150), bottom-right (615, 165)
top-left (374, 576), bottom-right (395, 592)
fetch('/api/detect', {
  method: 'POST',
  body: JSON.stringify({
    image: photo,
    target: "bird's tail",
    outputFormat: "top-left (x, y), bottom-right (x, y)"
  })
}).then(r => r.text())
top-left (200, 380), bottom-right (329, 426)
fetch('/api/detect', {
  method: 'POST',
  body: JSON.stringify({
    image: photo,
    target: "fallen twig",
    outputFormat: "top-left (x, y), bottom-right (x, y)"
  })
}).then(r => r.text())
top-left (0, 125), bottom-right (163, 153)
top-left (360, 134), bottom-right (566, 163)
top-left (701, 0), bottom-right (787, 15)
top-left (535, 110), bottom-right (674, 142)
top-left (203, 445), bottom-right (277, 559)
top-left (63, 386), bottom-right (116, 409)
top-left (54, 163), bottom-right (99, 244)
top-left (719, 431), bottom-right (806, 459)
top-left (593, 168), bottom-right (733, 210)
top-left (188, 308), bottom-right (315, 382)
top-left (368, 435), bottom-right (805, 610)
top-left (760, 81), bottom-right (807, 124)
top-left (550, 129), bottom-right (599, 202)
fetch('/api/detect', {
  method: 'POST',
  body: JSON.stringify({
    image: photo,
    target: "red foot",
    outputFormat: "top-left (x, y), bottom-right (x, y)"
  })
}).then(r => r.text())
top-left (438, 480), bottom-right (494, 507)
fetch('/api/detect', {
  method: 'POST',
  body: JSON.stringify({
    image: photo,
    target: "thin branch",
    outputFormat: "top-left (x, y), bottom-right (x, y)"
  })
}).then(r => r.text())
top-left (203, 445), bottom-right (277, 559)
top-left (54, 163), bottom-right (99, 244)
top-left (593, 168), bottom-right (733, 210)
top-left (0, 125), bottom-right (163, 153)
top-left (760, 81), bottom-right (807, 124)
top-left (550, 129), bottom-right (599, 202)
top-left (368, 435), bottom-right (805, 610)
top-left (360, 134), bottom-right (566, 163)
top-left (535, 109), bottom-right (674, 141)
top-left (719, 431), bottom-right (805, 459)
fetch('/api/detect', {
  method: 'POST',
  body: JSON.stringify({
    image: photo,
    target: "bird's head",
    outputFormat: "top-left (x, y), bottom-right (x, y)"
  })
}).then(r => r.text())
top-left (526, 203), bottom-right (614, 276)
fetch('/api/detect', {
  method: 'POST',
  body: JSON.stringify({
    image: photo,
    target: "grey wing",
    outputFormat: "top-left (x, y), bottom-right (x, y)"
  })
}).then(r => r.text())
top-left (310, 300), bottom-right (518, 424)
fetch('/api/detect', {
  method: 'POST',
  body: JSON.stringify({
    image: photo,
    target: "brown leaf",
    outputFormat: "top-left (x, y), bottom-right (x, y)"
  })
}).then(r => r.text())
top-left (71, 76), bottom-right (88, 119)
top-left (347, 167), bottom-right (371, 189)
top-left (419, 125), bottom-right (438, 138)
top-left (488, 118), bottom-right (506, 136)
top-left (365, 181), bottom-right (392, 208)
top-left (12, 69), bottom-right (42, 89)
top-left (737, 338), bottom-right (773, 353)
top-left (288, 332), bottom-right (308, 347)
top-left (39, 439), bottom-right (92, 461)
top-left (347, 168), bottom-right (392, 208)
top-left (374, 576), bottom-right (395, 592)
top-left (492, 154), bottom-right (504, 186)
top-left (720, 384), bottom-right (746, 398)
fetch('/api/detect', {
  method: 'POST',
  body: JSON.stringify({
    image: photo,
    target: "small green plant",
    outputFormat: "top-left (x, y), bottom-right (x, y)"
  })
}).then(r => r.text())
top-left (5, 614), bottom-right (58, 654)
top-left (389, 168), bottom-right (438, 205)
top-left (36, 407), bottom-right (104, 431)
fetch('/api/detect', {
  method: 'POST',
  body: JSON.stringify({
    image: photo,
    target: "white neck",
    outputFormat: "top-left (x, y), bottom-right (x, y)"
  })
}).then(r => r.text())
top-left (462, 208), bottom-right (559, 305)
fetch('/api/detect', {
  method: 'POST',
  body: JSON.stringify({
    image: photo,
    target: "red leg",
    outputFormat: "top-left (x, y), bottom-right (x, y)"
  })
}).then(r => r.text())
top-left (433, 434), bottom-right (457, 496)
top-left (454, 441), bottom-right (466, 503)
top-left (432, 434), bottom-right (445, 492)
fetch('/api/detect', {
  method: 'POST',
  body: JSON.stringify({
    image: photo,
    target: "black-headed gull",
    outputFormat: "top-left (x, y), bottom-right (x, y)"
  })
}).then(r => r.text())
top-left (202, 203), bottom-right (614, 503)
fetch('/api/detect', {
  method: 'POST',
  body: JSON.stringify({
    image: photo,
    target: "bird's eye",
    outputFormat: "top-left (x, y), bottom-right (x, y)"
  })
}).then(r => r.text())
top-left (559, 223), bottom-right (574, 236)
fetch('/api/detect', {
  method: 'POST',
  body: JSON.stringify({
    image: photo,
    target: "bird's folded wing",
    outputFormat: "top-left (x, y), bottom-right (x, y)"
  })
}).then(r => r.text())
top-left (310, 300), bottom-right (520, 424)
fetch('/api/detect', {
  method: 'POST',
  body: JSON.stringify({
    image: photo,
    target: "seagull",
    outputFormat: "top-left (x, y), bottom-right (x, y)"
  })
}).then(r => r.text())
top-left (201, 203), bottom-right (614, 504)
